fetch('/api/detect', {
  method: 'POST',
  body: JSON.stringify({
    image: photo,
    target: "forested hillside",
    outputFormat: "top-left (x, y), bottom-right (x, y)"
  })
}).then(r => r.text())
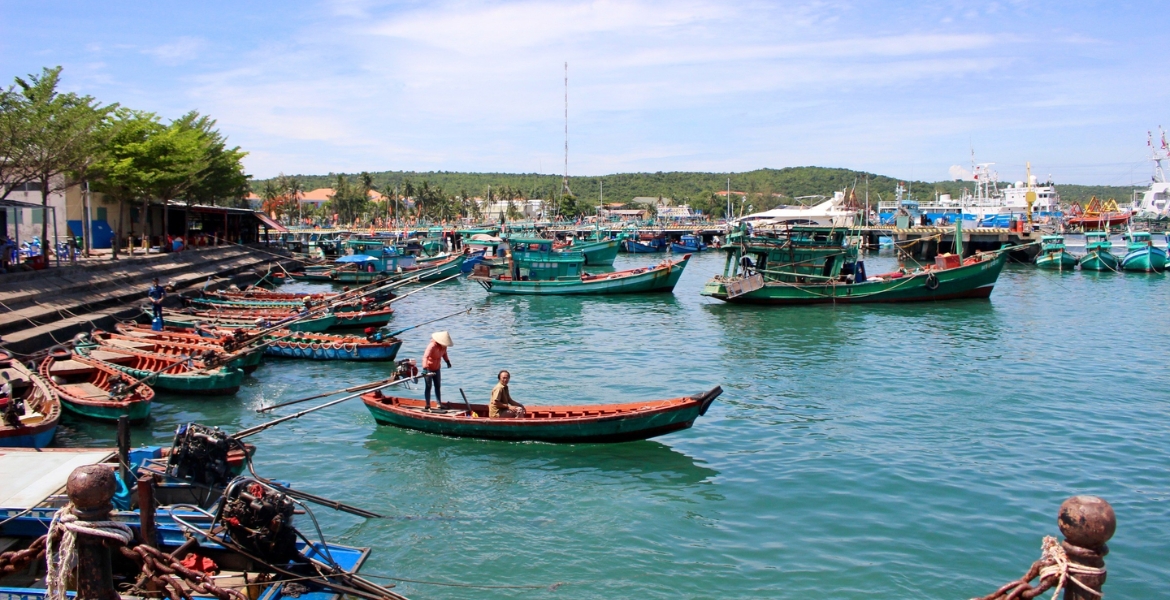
top-left (255, 167), bottom-right (1138, 216)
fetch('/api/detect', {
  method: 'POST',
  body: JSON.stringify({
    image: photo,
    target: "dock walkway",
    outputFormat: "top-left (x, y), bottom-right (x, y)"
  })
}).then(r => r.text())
top-left (0, 245), bottom-right (296, 355)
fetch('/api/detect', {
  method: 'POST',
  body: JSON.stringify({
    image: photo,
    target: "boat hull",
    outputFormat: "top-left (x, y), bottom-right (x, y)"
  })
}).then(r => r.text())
top-left (670, 243), bottom-right (704, 253)
top-left (473, 255), bottom-right (689, 295)
top-left (576, 239), bottom-right (620, 265)
top-left (1079, 250), bottom-right (1119, 272)
top-left (41, 354), bottom-right (153, 422)
top-left (0, 359), bottom-right (60, 449)
top-left (264, 339), bottom-right (402, 361)
top-left (1121, 247), bottom-right (1167, 272)
top-left (702, 252), bottom-right (1008, 305)
top-left (361, 387), bottom-right (721, 443)
top-left (330, 309), bottom-right (394, 329)
top-left (0, 424), bottom-right (57, 448)
top-left (111, 365), bottom-right (243, 396)
top-left (621, 240), bottom-right (663, 253)
top-left (164, 313), bottom-right (338, 332)
top-left (1034, 250), bottom-right (1078, 270)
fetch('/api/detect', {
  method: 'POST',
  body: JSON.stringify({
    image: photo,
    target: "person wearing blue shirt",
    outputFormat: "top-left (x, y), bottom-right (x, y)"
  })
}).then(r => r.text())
top-left (147, 278), bottom-right (166, 320)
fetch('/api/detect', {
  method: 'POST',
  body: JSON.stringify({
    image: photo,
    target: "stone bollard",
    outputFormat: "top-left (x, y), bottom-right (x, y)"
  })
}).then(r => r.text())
top-left (1057, 495), bottom-right (1114, 600)
top-left (66, 465), bottom-right (119, 600)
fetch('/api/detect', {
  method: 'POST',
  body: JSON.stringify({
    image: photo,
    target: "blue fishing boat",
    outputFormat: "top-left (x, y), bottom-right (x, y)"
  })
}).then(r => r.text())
top-left (622, 236), bottom-right (665, 253)
top-left (263, 331), bottom-right (403, 361)
top-left (1120, 231), bottom-right (1167, 272)
top-left (670, 234), bottom-right (707, 253)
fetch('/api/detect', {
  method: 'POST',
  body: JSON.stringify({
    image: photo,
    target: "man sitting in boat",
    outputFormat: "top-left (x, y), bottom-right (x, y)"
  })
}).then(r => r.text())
top-left (489, 371), bottom-right (526, 418)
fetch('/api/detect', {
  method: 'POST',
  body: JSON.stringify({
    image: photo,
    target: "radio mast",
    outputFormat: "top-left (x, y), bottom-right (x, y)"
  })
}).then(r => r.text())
top-left (562, 62), bottom-right (572, 198)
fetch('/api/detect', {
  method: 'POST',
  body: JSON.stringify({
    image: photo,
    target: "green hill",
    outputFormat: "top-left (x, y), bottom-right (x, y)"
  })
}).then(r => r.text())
top-left (255, 167), bottom-right (1138, 216)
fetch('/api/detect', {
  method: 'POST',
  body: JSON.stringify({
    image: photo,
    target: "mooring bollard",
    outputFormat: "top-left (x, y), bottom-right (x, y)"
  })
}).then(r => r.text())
top-left (136, 474), bottom-right (156, 549)
top-left (66, 465), bottom-right (118, 600)
top-left (1057, 495), bottom-right (1114, 600)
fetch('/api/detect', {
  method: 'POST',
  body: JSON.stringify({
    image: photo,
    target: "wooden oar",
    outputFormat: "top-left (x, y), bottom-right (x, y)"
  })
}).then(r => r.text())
top-left (256, 376), bottom-right (404, 413)
top-left (383, 307), bottom-right (472, 337)
top-left (234, 375), bottom-right (413, 440)
top-left (458, 388), bottom-right (474, 416)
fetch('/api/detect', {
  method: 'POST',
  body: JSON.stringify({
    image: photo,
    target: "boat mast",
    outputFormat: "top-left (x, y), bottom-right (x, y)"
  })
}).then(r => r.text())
top-left (562, 62), bottom-right (571, 202)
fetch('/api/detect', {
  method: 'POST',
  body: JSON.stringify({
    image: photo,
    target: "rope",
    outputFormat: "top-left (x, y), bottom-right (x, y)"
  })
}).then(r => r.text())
top-left (972, 535), bottom-right (1105, 600)
top-left (46, 505), bottom-right (134, 600)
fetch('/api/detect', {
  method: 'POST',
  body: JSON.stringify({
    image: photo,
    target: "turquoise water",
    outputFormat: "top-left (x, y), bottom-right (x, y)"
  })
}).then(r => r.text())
top-left (57, 251), bottom-right (1169, 598)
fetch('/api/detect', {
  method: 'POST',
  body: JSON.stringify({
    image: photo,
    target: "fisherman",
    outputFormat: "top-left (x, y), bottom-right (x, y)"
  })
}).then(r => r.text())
top-left (489, 370), bottom-right (525, 418)
top-left (421, 331), bottom-right (452, 410)
top-left (147, 277), bottom-right (166, 320)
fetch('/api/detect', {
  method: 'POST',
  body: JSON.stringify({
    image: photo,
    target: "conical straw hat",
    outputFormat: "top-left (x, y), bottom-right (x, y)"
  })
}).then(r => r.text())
top-left (432, 331), bottom-right (453, 347)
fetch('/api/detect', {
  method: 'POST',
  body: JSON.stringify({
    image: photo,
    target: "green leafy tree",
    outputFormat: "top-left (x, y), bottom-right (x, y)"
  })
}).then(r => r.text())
top-left (90, 109), bottom-right (166, 258)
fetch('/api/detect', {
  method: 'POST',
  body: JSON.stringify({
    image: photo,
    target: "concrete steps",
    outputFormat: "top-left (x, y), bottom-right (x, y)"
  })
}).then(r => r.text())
top-left (0, 245), bottom-right (296, 354)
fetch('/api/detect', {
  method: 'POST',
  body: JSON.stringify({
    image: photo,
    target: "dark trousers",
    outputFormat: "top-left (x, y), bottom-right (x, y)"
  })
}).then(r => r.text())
top-left (424, 369), bottom-right (441, 405)
top-left (151, 302), bottom-right (163, 320)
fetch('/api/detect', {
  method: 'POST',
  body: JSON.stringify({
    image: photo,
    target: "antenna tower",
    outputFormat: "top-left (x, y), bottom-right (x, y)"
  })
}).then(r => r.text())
top-left (563, 62), bottom-right (572, 197)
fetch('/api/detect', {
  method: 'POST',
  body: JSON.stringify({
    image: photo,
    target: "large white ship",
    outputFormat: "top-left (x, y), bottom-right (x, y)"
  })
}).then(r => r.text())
top-left (1131, 129), bottom-right (1170, 221)
top-left (734, 191), bottom-right (859, 228)
top-left (877, 160), bottom-right (1061, 227)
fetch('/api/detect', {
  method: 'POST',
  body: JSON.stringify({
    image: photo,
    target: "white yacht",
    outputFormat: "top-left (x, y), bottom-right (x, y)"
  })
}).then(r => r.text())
top-left (734, 191), bottom-right (859, 228)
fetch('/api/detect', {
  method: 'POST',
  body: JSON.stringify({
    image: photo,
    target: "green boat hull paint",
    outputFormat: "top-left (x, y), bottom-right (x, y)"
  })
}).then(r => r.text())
top-left (416, 256), bottom-right (466, 281)
top-left (1079, 250), bottom-right (1120, 272)
top-left (574, 239), bottom-right (620, 266)
top-left (702, 252), bottom-right (1008, 305)
top-left (1120, 248), bottom-right (1167, 272)
top-left (476, 256), bottom-right (689, 295)
top-left (365, 401), bottom-right (706, 443)
top-left (330, 312), bottom-right (394, 329)
top-left (109, 365), bottom-right (244, 396)
top-left (59, 398), bottom-right (152, 422)
top-left (1034, 250), bottom-right (1078, 270)
top-left (164, 314), bottom-right (338, 333)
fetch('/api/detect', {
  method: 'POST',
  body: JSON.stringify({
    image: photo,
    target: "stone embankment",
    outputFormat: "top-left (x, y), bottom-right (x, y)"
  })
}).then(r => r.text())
top-left (0, 245), bottom-right (299, 355)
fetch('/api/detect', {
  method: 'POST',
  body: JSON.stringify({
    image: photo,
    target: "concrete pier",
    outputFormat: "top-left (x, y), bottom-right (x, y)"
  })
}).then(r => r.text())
top-left (0, 245), bottom-right (298, 355)
top-left (857, 226), bottom-right (1042, 261)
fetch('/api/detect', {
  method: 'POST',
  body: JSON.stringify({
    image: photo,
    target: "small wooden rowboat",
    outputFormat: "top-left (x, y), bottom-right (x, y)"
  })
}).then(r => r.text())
top-left (162, 311), bottom-right (339, 332)
top-left (94, 330), bottom-right (264, 374)
top-left (0, 351), bottom-right (61, 448)
top-left (77, 345), bottom-right (244, 396)
top-left (361, 386), bottom-right (722, 443)
top-left (39, 350), bottom-right (153, 422)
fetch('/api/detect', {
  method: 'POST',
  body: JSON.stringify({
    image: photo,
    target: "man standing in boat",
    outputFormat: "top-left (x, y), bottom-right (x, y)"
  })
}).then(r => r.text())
top-left (489, 370), bottom-right (526, 418)
top-left (147, 278), bottom-right (166, 321)
top-left (422, 331), bottom-right (453, 410)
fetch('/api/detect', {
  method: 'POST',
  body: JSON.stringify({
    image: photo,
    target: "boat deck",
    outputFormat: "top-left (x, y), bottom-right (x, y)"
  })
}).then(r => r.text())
top-left (0, 448), bottom-right (115, 509)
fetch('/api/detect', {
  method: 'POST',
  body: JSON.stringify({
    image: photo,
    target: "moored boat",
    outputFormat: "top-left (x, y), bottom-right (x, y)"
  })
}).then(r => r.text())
top-left (39, 350), bottom-right (153, 422)
top-left (701, 225), bottom-right (1012, 305)
top-left (471, 252), bottom-right (689, 295)
top-left (1034, 235), bottom-right (1078, 270)
top-left (670, 234), bottom-right (707, 253)
top-left (361, 386), bottom-right (721, 442)
top-left (75, 345), bottom-right (244, 396)
top-left (163, 310), bottom-right (339, 332)
top-left (563, 238), bottom-right (620, 265)
top-left (94, 330), bottom-right (263, 374)
top-left (1079, 231), bottom-right (1120, 272)
top-left (1120, 231), bottom-right (1167, 272)
top-left (0, 351), bottom-right (60, 448)
top-left (262, 331), bottom-right (403, 361)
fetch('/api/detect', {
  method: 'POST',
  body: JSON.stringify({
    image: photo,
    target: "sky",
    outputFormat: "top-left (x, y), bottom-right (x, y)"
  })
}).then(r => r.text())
top-left (1, 0), bottom-right (1167, 186)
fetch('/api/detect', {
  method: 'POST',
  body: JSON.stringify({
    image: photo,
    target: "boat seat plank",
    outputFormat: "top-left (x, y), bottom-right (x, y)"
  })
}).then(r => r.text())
top-left (102, 338), bottom-right (156, 351)
top-left (60, 382), bottom-right (110, 400)
top-left (0, 367), bottom-right (30, 386)
top-left (47, 359), bottom-right (96, 376)
top-left (87, 350), bottom-right (136, 364)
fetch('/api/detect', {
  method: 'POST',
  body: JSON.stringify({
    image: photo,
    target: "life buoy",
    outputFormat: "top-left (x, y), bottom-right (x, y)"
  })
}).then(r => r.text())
top-left (924, 273), bottom-right (940, 291)
top-left (49, 346), bottom-right (71, 360)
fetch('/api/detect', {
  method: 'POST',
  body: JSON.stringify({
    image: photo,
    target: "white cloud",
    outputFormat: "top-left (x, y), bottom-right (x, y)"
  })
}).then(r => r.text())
top-left (145, 37), bottom-right (207, 65)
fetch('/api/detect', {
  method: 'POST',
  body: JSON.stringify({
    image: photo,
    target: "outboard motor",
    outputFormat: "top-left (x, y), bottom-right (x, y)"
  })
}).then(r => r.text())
top-left (166, 423), bottom-right (234, 488)
top-left (219, 478), bottom-right (298, 564)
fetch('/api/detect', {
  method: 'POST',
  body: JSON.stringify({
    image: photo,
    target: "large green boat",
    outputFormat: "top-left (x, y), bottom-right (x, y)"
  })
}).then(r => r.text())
top-left (1120, 231), bottom-right (1167, 272)
top-left (1079, 231), bottom-right (1119, 272)
top-left (470, 238), bottom-right (689, 295)
top-left (563, 238), bottom-right (620, 266)
top-left (1034, 235), bottom-right (1078, 270)
top-left (701, 226), bottom-right (1010, 305)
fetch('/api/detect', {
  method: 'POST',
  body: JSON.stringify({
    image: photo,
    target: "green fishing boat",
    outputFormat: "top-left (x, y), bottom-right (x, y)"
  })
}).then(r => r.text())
top-left (162, 311), bottom-right (339, 332)
top-left (1120, 231), bottom-right (1167, 272)
top-left (565, 238), bottom-right (620, 266)
top-left (77, 345), bottom-right (245, 395)
top-left (701, 226), bottom-right (1010, 305)
top-left (39, 350), bottom-right (153, 422)
top-left (1034, 235), bottom-right (1078, 270)
top-left (95, 330), bottom-right (264, 374)
top-left (470, 238), bottom-right (689, 295)
top-left (1079, 231), bottom-right (1119, 272)
top-left (414, 253), bottom-right (466, 281)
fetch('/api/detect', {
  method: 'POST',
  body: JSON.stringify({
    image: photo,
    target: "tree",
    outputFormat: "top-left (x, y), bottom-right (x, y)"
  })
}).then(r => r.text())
top-left (178, 112), bottom-right (249, 208)
top-left (12, 66), bottom-right (115, 245)
top-left (326, 173), bottom-right (369, 225)
top-left (90, 109), bottom-right (165, 258)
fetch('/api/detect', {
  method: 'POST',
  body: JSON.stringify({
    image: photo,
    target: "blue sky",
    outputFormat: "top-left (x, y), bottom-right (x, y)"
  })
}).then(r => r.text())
top-left (1, 1), bottom-right (1167, 185)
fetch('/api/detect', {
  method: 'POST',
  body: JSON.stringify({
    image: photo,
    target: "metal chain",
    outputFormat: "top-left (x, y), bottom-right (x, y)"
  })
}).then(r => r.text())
top-left (0, 534), bottom-right (48, 575)
top-left (119, 544), bottom-right (247, 600)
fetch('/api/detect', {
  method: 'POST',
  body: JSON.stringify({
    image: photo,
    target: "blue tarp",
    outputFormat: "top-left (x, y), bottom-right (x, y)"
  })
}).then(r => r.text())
top-left (335, 254), bottom-right (379, 263)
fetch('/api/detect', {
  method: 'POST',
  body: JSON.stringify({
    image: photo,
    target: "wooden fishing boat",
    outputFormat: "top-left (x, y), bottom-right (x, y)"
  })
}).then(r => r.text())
top-left (361, 386), bottom-right (722, 443)
top-left (1120, 231), bottom-right (1167, 272)
top-left (1034, 235), bottom-right (1078, 270)
top-left (329, 307), bottom-right (395, 328)
top-left (0, 351), bottom-right (60, 448)
top-left (213, 289), bottom-right (339, 301)
top-left (560, 238), bottom-right (620, 265)
top-left (39, 350), bottom-right (153, 422)
top-left (471, 254), bottom-right (689, 295)
top-left (414, 253), bottom-right (466, 281)
top-left (621, 237), bottom-right (665, 253)
top-left (76, 344), bottom-right (244, 396)
top-left (1066, 196), bottom-right (1131, 229)
top-left (1079, 231), bottom-right (1119, 272)
top-left (670, 234), bottom-right (707, 253)
top-left (163, 311), bottom-right (339, 333)
top-left (701, 226), bottom-right (1011, 305)
top-left (91, 330), bottom-right (264, 374)
top-left (262, 331), bottom-right (403, 361)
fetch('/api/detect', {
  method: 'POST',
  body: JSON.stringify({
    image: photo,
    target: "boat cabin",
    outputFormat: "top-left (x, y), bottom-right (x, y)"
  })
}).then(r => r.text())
top-left (720, 226), bottom-right (861, 284)
top-left (1084, 232), bottom-right (1112, 249)
top-left (1040, 235), bottom-right (1067, 250)
top-left (476, 237), bottom-right (588, 281)
top-left (1124, 232), bottom-right (1153, 248)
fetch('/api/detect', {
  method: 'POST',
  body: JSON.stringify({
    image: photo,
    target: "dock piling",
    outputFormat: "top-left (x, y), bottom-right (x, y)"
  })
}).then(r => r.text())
top-left (1057, 495), bottom-right (1114, 600)
top-left (136, 475), bottom-right (157, 549)
top-left (65, 465), bottom-right (119, 600)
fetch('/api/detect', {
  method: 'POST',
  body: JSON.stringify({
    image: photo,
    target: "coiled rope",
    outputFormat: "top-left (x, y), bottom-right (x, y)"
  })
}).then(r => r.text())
top-left (45, 505), bottom-right (134, 600)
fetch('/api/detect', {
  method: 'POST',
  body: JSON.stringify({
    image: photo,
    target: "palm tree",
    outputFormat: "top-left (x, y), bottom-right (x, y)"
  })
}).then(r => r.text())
top-left (286, 176), bottom-right (304, 225)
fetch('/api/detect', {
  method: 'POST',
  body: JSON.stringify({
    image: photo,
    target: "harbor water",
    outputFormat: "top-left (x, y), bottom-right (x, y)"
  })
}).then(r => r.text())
top-left (55, 251), bottom-right (1168, 598)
